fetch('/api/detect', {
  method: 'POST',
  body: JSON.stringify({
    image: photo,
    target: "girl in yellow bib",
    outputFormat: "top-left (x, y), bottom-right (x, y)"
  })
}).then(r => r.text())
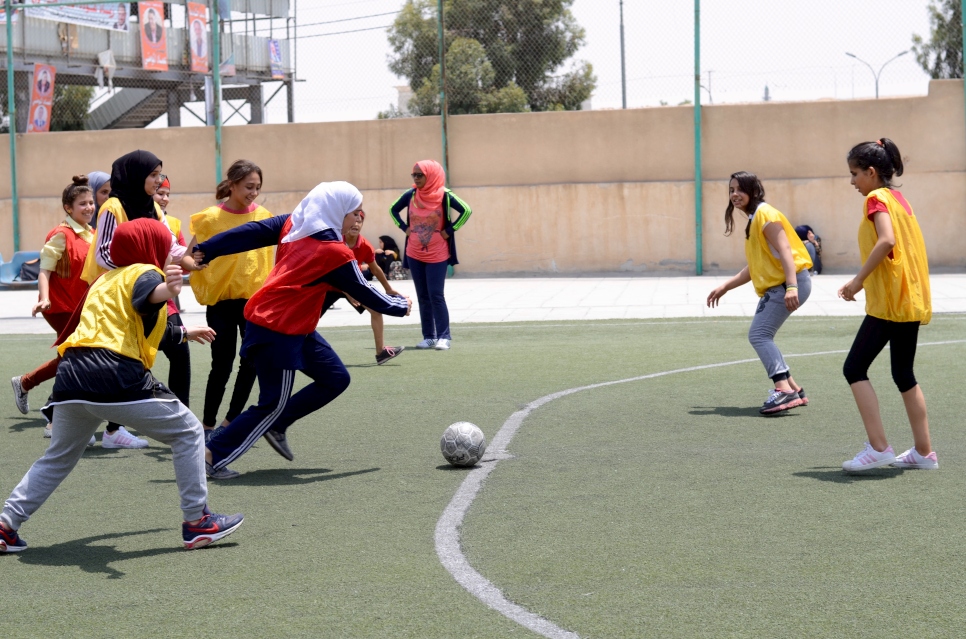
top-left (839, 138), bottom-right (935, 472)
top-left (707, 171), bottom-right (813, 415)
top-left (185, 160), bottom-right (273, 439)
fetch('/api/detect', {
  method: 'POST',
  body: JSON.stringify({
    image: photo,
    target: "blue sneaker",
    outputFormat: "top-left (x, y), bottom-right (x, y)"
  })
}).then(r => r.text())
top-left (182, 511), bottom-right (244, 550)
top-left (0, 525), bottom-right (27, 553)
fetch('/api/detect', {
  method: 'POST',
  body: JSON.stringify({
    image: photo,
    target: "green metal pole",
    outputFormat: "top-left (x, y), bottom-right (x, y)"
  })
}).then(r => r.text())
top-left (961, 0), bottom-right (965, 162)
top-left (211, 0), bottom-right (223, 182)
top-left (5, 0), bottom-right (19, 252)
top-left (693, 0), bottom-right (703, 276)
top-left (436, 0), bottom-right (448, 185)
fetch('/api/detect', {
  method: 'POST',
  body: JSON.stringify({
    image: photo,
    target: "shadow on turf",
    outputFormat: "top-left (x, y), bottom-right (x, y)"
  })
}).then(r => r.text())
top-left (689, 406), bottom-right (800, 418)
top-left (8, 528), bottom-right (237, 578)
top-left (5, 416), bottom-right (48, 433)
top-left (148, 466), bottom-right (380, 486)
top-left (793, 467), bottom-right (905, 483)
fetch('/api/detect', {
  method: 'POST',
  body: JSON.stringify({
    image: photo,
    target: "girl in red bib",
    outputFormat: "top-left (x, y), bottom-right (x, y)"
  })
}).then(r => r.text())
top-left (11, 176), bottom-right (95, 428)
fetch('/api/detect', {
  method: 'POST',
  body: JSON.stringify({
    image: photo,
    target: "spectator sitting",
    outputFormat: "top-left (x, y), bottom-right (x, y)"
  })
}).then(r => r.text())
top-left (795, 225), bottom-right (822, 274)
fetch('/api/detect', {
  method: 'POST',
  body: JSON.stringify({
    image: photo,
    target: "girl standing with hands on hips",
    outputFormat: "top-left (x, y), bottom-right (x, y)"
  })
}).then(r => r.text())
top-left (707, 171), bottom-right (813, 415)
top-left (839, 139), bottom-right (935, 472)
top-left (390, 160), bottom-right (471, 350)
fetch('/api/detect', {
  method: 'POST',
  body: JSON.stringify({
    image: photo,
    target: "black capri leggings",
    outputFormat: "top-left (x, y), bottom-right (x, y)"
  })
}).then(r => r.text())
top-left (843, 315), bottom-right (921, 392)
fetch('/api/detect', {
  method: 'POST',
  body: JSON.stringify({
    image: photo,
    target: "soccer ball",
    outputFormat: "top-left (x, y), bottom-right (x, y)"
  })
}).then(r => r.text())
top-left (440, 422), bottom-right (486, 467)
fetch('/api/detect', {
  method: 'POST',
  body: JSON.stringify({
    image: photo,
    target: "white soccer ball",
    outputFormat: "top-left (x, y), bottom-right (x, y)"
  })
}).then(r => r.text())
top-left (440, 422), bottom-right (487, 467)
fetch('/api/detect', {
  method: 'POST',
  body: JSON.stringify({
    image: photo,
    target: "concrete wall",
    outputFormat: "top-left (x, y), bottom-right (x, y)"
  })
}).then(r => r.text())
top-left (2, 79), bottom-right (964, 273)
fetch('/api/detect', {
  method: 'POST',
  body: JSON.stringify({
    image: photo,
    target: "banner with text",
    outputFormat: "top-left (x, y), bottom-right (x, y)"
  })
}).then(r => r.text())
top-left (139, 2), bottom-right (167, 71)
top-left (2, 1), bottom-right (128, 31)
top-left (188, 2), bottom-right (209, 74)
top-left (27, 63), bottom-right (56, 134)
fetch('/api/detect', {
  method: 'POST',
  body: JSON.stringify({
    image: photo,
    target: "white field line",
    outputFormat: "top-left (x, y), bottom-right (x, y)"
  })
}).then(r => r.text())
top-left (435, 339), bottom-right (966, 639)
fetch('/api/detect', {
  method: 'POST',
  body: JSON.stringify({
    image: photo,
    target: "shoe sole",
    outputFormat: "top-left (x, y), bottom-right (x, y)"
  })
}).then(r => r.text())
top-left (183, 519), bottom-right (244, 550)
top-left (760, 398), bottom-right (804, 414)
top-left (0, 540), bottom-right (27, 553)
top-left (376, 347), bottom-right (405, 365)
top-left (11, 377), bottom-right (28, 415)
top-left (207, 469), bottom-right (241, 480)
top-left (843, 457), bottom-right (897, 472)
top-left (891, 462), bottom-right (939, 470)
top-left (101, 442), bottom-right (149, 449)
top-left (262, 432), bottom-right (294, 461)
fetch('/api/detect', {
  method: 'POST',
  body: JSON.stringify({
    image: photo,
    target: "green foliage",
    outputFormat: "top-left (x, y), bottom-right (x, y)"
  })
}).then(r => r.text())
top-left (388, 0), bottom-right (596, 115)
top-left (912, 0), bottom-right (963, 79)
top-left (53, 85), bottom-right (95, 132)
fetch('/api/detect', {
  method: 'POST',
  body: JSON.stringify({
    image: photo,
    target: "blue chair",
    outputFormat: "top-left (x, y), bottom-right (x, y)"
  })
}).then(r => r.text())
top-left (0, 251), bottom-right (42, 287)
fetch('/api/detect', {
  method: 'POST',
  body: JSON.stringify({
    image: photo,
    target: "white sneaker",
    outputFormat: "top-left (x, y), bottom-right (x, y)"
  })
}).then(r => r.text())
top-left (11, 376), bottom-right (29, 415)
top-left (88, 434), bottom-right (96, 447)
top-left (43, 424), bottom-right (52, 438)
top-left (101, 426), bottom-right (149, 449)
top-left (434, 338), bottom-right (451, 350)
top-left (842, 442), bottom-right (896, 472)
top-left (414, 339), bottom-right (437, 349)
top-left (892, 447), bottom-right (939, 470)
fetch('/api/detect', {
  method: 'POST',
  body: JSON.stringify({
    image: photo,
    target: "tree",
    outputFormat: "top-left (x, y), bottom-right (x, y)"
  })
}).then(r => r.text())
top-left (912, 0), bottom-right (963, 79)
top-left (387, 0), bottom-right (595, 115)
top-left (0, 82), bottom-right (94, 132)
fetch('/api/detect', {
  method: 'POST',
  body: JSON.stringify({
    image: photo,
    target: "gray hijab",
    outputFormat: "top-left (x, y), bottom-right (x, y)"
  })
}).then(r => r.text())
top-left (87, 171), bottom-right (110, 229)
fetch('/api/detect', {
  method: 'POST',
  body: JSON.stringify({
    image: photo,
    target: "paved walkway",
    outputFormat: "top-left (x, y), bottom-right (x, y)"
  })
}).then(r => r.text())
top-left (1, 273), bottom-right (965, 335)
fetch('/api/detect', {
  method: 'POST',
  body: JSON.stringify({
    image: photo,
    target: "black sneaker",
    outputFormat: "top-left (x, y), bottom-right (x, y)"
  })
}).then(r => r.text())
top-left (263, 429), bottom-right (293, 461)
top-left (205, 461), bottom-right (240, 480)
top-left (0, 525), bottom-right (27, 553)
top-left (759, 388), bottom-right (804, 414)
top-left (182, 511), bottom-right (244, 550)
top-left (797, 388), bottom-right (809, 406)
top-left (376, 345), bottom-right (405, 365)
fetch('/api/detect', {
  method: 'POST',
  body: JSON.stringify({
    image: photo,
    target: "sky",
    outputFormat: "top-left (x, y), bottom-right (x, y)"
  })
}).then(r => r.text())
top-left (150, 0), bottom-right (935, 126)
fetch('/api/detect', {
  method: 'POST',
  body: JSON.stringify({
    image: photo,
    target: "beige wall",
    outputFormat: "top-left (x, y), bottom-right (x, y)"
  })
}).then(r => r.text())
top-left (2, 80), bottom-right (964, 273)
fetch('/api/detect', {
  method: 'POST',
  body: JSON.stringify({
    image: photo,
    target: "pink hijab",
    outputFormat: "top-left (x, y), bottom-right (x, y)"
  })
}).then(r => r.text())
top-left (412, 160), bottom-right (446, 210)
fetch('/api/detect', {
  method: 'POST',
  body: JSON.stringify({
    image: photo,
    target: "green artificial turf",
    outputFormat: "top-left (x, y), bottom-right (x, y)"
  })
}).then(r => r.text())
top-left (1, 315), bottom-right (965, 638)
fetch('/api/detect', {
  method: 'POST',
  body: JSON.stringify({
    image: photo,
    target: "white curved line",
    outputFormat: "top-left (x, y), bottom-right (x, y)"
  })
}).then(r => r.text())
top-left (435, 340), bottom-right (966, 638)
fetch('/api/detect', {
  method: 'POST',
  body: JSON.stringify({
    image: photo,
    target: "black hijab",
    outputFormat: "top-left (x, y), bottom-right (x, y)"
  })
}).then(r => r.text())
top-left (109, 150), bottom-right (162, 220)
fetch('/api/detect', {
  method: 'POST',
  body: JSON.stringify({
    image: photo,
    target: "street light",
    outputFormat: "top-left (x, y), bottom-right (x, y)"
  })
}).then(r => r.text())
top-left (845, 50), bottom-right (909, 99)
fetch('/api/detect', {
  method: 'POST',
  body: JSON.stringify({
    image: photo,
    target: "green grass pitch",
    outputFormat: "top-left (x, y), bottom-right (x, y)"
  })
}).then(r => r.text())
top-left (2, 316), bottom-right (965, 638)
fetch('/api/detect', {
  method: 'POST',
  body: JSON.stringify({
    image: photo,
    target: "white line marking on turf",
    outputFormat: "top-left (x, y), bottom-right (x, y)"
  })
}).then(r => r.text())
top-left (435, 339), bottom-right (966, 639)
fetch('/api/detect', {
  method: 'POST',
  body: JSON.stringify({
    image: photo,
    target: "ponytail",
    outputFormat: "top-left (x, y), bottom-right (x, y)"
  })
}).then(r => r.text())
top-left (847, 138), bottom-right (903, 186)
top-left (216, 159), bottom-right (263, 200)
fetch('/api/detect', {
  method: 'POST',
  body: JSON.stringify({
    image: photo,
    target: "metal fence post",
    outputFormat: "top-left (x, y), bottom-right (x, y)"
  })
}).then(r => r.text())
top-left (211, 0), bottom-right (223, 182)
top-left (5, 0), bottom-right (19, 252)
top-left (694, 0), bottom-right (703, 275)
top-left (437, 0), bottom-right (448, 184)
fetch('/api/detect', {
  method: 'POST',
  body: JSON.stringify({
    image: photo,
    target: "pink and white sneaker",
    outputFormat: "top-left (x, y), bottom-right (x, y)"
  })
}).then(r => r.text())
top-left (101, 426), bottom-right (149, 449)
top-left (892, 448), bottom-right (939, 470)
top-left (842, 442), bottom-right (896, 472)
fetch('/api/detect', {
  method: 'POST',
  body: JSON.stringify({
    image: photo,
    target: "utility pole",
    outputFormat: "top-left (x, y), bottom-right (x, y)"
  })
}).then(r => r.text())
top-left (620, 0), bottom-right (626, 109)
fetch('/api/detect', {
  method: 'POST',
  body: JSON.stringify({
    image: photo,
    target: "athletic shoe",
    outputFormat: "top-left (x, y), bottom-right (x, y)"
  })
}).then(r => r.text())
top-left (206, 462), bottom-right (240, 480)
top-left (892, 447), bottom-right (939, 470)
top-left (414, 339), bottom-right (437, 349)
top-left (101, 426), bottom-right (149, 449)
top-left (88, 434), bottom-right (96, 447)
top-left (797, 388), bottom-right (809, 406)
top-left (10, 376), bottom-right (28, 415)
top-left (182, 511), bottom-right (244, 550)
top-left (759, 388), bottom-right (803, 414)
top-left (43, 424), bottom-right (52, 438)
top-left (0, 526), bottom-right (27, 553)
top-left (435, 338), bottom-right (451, 351)
top-left (842, 442), bottom-right (896, 472)
top-left (263, 429), bottom-right (293, 461)
top-left (376, 346), bottom-right (404, 365)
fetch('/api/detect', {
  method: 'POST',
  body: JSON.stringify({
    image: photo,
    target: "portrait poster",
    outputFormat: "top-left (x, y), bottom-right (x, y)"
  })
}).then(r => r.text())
top-left (269, 39), bottom-right (284, 79)
top-left (188, 2), bottom-right (208, 74)
top-left (139, 2), bottom-right (168, 71)
top-left (27, 63), bottom-right (55, 134)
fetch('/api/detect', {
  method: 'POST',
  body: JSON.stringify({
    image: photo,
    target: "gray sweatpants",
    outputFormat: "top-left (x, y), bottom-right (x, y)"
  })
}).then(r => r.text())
top-left (748, 269), bottom-right (812, 380)
top-left (1, 400), bottom-right (208, 530)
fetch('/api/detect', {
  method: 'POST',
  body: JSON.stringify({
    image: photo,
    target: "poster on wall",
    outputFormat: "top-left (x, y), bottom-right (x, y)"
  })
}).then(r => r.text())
top-left (187, 2), bottom-right (208, 73)
top-left (2, 1), bottom-right (128, 31)
top-left (139, 2), bottom-right (168, 71)
top-left (269, 39), bottom-right (284, 80)
top-left (27, 63), bottom-right (55, 134)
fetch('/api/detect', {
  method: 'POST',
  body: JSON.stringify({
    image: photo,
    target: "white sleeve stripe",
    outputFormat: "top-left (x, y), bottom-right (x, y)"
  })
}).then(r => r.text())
top-left (96, 214), bottom-right (117, 270)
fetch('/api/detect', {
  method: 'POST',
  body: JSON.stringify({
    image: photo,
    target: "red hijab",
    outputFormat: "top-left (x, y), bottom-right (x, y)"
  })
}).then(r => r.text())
top-left (55, 218), bottom-right (170, 345)
top-left (412, 160), bottom-right (446, 210)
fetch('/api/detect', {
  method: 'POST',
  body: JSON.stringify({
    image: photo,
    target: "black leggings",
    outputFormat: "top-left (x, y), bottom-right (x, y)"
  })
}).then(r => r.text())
top-left (203, 299), bottom-right (257, 428)
top-left (159, 312), bottom-right (191, 405)
top-left (843, 315), bottom-right (920, 393)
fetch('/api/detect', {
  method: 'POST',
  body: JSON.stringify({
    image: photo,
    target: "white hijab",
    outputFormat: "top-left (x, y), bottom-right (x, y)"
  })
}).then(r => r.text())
top-left (281, 181), bottom-right (363, 244)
